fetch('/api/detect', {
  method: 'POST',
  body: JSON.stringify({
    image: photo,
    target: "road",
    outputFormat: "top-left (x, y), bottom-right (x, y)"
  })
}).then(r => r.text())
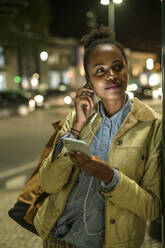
top-left (0, 106), bottom-right (74, 188)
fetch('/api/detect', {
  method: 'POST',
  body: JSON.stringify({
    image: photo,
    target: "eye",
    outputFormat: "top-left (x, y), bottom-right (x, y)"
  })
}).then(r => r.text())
top-left (96, 67), bottom-right (105, 74)
top-left (112, 64), bottom-right (124, 72)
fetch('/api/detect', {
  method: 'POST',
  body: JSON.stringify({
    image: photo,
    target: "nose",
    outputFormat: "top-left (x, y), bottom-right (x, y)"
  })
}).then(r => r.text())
top-left (106, 69), bottom-right (116, 81)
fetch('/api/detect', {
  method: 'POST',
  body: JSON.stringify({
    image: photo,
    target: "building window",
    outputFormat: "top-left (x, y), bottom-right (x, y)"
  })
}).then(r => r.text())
top-left (0, 46), bottom-right (5, 68)
top-left (0, 72), bottom-right (6, 90)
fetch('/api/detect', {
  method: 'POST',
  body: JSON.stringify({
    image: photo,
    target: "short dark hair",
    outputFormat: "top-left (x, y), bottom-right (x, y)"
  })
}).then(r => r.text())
top-left (81, 25), bottom-right (128, 82)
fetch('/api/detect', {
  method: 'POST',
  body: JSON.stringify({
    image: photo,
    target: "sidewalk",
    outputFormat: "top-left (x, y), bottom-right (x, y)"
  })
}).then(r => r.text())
top-left (0, 189), bottom-right (42, 248)
top-left (1, 189), bottom-right (161, 248)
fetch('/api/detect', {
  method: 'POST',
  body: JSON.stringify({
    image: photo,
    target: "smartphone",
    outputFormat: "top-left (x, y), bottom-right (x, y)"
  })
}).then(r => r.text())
top-left (85, 82), bottom-right (99, 104)
top-left (63, 138), bottom-right (92, 158)
top-left (82, 82), bottom-right (93, 96)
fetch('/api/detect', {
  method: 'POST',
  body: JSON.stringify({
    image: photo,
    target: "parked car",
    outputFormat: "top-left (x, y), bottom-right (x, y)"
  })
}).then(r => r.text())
top-left (27, 89), bottom-right (46, 108)
top-left (0, 90), bottom-right (35, 117)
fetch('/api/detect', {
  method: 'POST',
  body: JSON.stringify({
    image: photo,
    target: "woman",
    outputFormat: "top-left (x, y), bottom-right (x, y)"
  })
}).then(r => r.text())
top-left (34, 25), bottom-right (162, 248)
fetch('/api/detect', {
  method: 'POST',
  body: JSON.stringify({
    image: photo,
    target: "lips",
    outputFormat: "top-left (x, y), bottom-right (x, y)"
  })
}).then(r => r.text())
top-left (105, 81), bottom-right (121, 90)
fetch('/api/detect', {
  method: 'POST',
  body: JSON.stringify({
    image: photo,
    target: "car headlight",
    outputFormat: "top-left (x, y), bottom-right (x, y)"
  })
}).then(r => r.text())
top-left (34, 95), bottom-right (44, 106)
top-left (29, 99), bottom-right (36, 111)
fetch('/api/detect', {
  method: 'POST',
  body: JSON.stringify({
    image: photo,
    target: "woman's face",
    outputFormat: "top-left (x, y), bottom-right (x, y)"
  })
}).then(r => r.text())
top-left (87, 43), bottom-right (128, 101)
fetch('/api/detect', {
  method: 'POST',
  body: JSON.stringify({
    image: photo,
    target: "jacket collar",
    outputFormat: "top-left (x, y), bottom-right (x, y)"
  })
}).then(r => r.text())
top-left (51, 97), bottom-right (159, 132)
top-left (90, 96), bottom-right (158, 122)
top-left (130, 97), bottom-right (158, 121)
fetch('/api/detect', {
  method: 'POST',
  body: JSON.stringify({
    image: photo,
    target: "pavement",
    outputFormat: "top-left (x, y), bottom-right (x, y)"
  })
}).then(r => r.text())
top-left (0, 100), bottom-right (162, 248)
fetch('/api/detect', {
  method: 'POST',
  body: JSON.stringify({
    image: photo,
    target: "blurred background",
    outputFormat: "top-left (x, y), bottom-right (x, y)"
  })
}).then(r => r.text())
top-left (0, 0), bottom-right (162, 114)
top-left (0, 0), bottom-right (162, 247)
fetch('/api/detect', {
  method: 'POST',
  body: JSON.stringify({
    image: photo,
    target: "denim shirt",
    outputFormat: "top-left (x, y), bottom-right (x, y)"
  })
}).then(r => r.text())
top-left (52, 97), bottom-right (132, 248)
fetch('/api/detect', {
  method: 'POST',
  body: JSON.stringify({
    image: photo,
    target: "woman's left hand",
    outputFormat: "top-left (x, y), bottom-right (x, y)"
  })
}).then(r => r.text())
top-left (68, 151), bottom-right (114, 184)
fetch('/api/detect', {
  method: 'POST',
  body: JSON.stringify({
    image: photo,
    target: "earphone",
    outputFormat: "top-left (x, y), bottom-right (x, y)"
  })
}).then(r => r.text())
top-left (83, 94), bottom-right (128, 235)
top-left (87, 81), bottom-right (93, 90)
top-left (87, 81), bottom-right (100, 139)
top-left (88, 93), bottom-right (127, 147)
top-left (86, 81), bottom-right (99, 123)
top-left (83, 83), bottom-right (128, 235)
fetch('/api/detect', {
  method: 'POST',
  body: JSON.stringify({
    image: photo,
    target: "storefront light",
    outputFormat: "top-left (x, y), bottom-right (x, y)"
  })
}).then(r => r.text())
top-left (33, 73), bottom-right (39, 79)
top-left (31, 78), bottom-right (39, 88)
top-left (149, 73), bottom-right (160, 87)
top-left (130, 84), bottom-right (138, 91)
top-left (146, 58), bottom-right (154, 70)
top-left (100, 0), bottom-right (109, 5)
top-left (139, 73), bottom-right (148, 86)
top-left (66, 71), bottom-right (73, 78)
top-left (113, 0), bottom-right (122, 4)
top-left (152, 87), bottom-right (162, 99)
top-left (158, 87), bottom-right (162, 96)
top-left (22, 77), bottom-right (29, 89)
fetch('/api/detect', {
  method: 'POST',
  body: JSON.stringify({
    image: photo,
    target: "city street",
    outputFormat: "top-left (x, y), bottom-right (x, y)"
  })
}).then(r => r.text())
top-left (0, 99), bottom-right (162, 248)
top-left (0, 105), bottom-right (73, 188)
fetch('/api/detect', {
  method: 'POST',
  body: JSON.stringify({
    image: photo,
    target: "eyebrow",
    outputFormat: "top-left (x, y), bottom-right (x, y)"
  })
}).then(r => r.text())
top-left (112, 59), bottom-right (123, 64)
top-left (93, 63), bottom-right (104, 68)
top-left (93, 59), bottom-right (123, 68)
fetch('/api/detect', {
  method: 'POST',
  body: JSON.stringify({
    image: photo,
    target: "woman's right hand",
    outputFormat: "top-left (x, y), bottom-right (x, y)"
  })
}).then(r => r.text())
top-left (72, 85), bottom-right (95, 132)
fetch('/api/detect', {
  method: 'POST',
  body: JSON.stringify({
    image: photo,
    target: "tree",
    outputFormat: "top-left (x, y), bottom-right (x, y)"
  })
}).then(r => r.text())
top-left (0, 0), bottom-right (52, 50)
top-left (0, 0), bottom-right (53, 86)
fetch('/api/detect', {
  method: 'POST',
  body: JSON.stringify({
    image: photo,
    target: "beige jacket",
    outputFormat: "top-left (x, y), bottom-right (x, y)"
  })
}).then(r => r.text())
top-left (34, 98), bottom-right (162, 248)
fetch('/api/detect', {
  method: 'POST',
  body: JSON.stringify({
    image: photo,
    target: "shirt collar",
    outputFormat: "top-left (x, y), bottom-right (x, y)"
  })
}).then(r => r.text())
top-left (99, 94), bottom-right (132, 128)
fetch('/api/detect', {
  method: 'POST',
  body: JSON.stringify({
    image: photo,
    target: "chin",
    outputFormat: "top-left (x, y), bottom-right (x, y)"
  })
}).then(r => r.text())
top-left (103, 90), bottom-right (125, 100)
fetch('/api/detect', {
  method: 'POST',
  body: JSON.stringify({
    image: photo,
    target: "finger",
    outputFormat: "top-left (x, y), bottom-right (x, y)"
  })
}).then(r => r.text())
top-left (68, 151), bottom-right (77, 158)
top-left (76, 151), bottom-right (91, 160)
top-left (76, 87), bottom-right (94, 97)
top-left (68, 152), bottom-right (77, 163)
top-left (76, 95), bottom-right (94, 109)
top-left (85, 95), bottom-right (94, 108)
top-left (68, 151), bottom-right (74, 156)
top-left (68, 151), bottom-right (83, 164)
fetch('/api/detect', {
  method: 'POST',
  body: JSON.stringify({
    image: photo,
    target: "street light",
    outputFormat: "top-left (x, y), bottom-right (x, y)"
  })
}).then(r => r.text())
top-left (100, 0), bottom-right (123, 32)
top-left (40, 51), bottom-right (48, 61)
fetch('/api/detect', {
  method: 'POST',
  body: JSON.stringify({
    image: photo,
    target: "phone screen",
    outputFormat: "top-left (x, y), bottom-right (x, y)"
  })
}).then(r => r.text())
top-left (63, 138), bottom-right (92, 157)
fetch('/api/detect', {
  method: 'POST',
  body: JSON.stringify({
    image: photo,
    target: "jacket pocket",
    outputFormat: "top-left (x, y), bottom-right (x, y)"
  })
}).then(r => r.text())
top-left (114, 146), bottom-right (146, 182)
top-left (105, 203), bottom-right (146, 246)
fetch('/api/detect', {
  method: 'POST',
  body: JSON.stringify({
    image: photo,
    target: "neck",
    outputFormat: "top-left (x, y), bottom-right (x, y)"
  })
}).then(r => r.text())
top-left (102, 95), bottom-right (126, 117)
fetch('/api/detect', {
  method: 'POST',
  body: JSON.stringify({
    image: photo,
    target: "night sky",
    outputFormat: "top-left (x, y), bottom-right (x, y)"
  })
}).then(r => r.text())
top-left (50, 0), bottom-right (161, 56)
